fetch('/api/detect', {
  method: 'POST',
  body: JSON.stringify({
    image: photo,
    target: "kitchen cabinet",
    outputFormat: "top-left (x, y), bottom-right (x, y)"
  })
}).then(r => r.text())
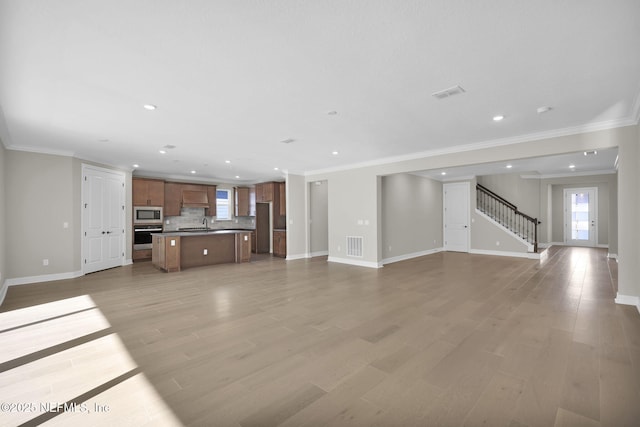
top-left (273, 229), bottom-right (286, 258)
top-left (278, 181), bottom-right (286, 216)
top-left (236, 232), bottom-right (251, 262)
top-left (235, 187), bottom-right (253, 216)
top-left (206, 185), bottom-right (217, 216)
top-left (152, 231), bottom-right (251, 272)
top-left (133, 178), bottom-right (164, 206)
top-left (256, 182), bottom-right (274, 202)
top-left (164, 182), bottom-right (183, 216)
top-left (152, 235), bottom-right (181, 272)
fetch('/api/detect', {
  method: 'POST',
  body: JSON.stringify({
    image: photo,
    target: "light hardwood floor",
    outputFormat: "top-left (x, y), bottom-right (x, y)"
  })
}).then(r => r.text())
top-left (1, 247), bottom-right (639, 426)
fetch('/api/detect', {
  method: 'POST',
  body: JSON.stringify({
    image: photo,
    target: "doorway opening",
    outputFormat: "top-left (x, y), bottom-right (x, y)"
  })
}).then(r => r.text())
top-left (564, 187), bottom-right (598, 247)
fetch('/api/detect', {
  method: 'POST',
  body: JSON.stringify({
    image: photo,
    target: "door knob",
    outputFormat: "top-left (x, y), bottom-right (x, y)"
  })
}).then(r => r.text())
top-left (102, 231), bottom-right (106, 234)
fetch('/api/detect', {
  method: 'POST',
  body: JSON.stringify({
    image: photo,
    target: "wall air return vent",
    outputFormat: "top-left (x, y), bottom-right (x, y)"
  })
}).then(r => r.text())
top-left (346, 236), bottom-right (363, 258)
top-left (431, 85), bottom-right (466, 100)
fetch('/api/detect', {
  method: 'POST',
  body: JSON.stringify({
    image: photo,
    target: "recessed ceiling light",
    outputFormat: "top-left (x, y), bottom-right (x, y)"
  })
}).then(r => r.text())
top-left (441, 172), bottom-right (447, 176)
top-left (332, 151), bottom-right (339, 155)
top-left (225, 160), bottom-right (231, 164)
top-left (190, 170), bottom-right (196, 174)
top-left (584, 150), bottom-right (598, 156)
top-left (98, 138), bottom-right (109, 143)
top-left (143, 104), bottom-right (157, 110)
top-left (569, 164), bottom-right (576, 169)
top-left (159, 150), bottom-right (167, 154)
top-left (493, 115), bottom-right (504, 121)
top-left (506, 164), bottom-right (513, 169)
top-left (274, 167), bottom-right (279, 171)
top-left (132, 164), bottom-right (139, 168)
top-left (327, 111), bottom-right (338, 115)
top-left (235, 175), bottom-right (240, 179)
top-left (163, 144), bottom-right (176, 149)
top-left (281, 138), bottom-right (295, 144)
top-left (537, 106), bottom-right (553, 114)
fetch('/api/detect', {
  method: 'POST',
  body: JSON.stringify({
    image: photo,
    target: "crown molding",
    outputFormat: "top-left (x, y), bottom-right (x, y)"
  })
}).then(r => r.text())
top-left (520, 169), bottom-right (616, 179)
top-left (305, 118), bottom-right (636, 177)
top-left (6, 144), bottom-right (76, 158)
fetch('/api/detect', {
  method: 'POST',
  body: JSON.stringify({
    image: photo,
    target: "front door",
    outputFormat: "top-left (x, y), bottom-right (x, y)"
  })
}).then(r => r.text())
top-left (564, 187), bottom-right (597, 247)
top-left (83, 165), bottom-right (125, 274)
top-left (443, 182), bottom-right (470, 252)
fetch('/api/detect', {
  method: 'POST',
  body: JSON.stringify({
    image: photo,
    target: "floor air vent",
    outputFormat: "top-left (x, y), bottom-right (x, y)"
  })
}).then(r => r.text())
top-left (346, 236), bottom-right (363, 257)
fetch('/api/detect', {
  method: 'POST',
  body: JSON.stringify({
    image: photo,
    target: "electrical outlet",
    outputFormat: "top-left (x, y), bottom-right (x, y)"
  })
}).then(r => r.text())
top-left (203, 249), bottom-right (208, 255)
top-left (63, 222), bottom-right (69, 229)
top-left (496, 241), bottom-right (500, 246)
top-left (170, 239), bottom-right (176, 247)
top-left (337, 245), bottom-right (341, 252)
top-left (389, 245), bottom-right (392, 251)
top-left (43, 259), bottom-right (49, 266)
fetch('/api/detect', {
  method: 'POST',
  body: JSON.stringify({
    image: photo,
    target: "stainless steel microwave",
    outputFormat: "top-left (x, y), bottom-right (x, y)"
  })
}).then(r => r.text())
top-left (134, 206), bottom-right (163, 224)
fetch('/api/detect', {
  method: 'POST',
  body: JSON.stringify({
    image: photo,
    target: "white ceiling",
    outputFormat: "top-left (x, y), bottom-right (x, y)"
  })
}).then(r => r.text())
top-left (0, 1), bottom-right (639, 184)
top-left (414, 147), bottom-right (618, 181)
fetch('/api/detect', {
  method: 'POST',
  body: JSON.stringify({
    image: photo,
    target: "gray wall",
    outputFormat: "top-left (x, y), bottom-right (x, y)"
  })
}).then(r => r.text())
top-left (547, 176), bottom-right (616, 248)
top-left (286, 173), bottom-right (307, 259)
top-left (0, 140), bottom-right (6, 300)
top-left (6, 151), bottom-right (77, 278)
top-left (477, 172), bottom-right (617, 252)
top-left (477, 173), bottom-right (541, 220)
top-left (4, 151), bottom-right (132, 281)
top-left (309, 180), bottom-right (328, 255)
top-left (381, 173), bottom-right (443, 260)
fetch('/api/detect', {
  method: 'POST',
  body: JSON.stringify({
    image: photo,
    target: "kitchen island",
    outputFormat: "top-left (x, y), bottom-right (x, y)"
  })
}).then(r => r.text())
top-left (152, 229), bottom-right (252, 272)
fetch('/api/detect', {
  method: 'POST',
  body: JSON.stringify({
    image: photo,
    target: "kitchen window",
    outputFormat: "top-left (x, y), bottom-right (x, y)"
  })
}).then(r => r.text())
top-left (216, 189), bottom-right (231, 220)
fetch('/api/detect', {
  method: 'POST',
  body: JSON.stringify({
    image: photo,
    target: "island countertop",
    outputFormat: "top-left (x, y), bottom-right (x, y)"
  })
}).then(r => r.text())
top-left (152, 230), bottom-right (252, 272)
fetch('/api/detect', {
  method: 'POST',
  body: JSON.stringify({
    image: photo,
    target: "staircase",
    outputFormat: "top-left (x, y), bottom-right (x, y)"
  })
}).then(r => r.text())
top-left (476, 184), bottom-right (540, 252)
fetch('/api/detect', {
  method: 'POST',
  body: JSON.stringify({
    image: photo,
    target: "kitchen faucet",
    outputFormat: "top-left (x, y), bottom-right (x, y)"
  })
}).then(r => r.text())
top-left (202, 217), bottom-right (208, 230)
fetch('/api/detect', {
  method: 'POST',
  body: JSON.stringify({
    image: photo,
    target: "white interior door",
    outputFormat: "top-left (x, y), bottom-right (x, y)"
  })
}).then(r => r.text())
top-left (444, 182), bottom-right (470, 252)
top-left (83, 165), bottom-right (125, 274)
top-left (564, 187), bottom-right (597, 247)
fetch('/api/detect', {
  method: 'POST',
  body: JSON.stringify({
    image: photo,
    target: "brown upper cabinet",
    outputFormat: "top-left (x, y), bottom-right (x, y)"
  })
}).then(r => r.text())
top-left (278, 181), bottom-right (286, 216)
top-left (235, 187), bottom-right (251, 217)
top-left (207, 186), bottom-right (217, 217)
top-left (133, 178), bottom-right (164, 206)
top-left (164, 182), bottom-right (182, 217)
top-left (255, 182), bottom-right (274, 202)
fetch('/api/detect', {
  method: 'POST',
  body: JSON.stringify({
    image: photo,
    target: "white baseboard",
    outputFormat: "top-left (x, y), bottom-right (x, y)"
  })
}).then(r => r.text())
top-left (327, 256), bottom-right (383, 269)
top-left (124, 258), bottom-right (133, 266)
top-left (285, 253), bottom-right (307, 261)
top-left (308, 251), bottom-right (329, 258)
top-left (6, 270), bottom-right (84, 287)
top-left (469, 249), bottom-right (541, 260)
top-left (615, 293), bottom-right (640, 314)
top-left (551, 241), bottom-right (609, 249)
top-left (382, 247), bottom-right (444, 265)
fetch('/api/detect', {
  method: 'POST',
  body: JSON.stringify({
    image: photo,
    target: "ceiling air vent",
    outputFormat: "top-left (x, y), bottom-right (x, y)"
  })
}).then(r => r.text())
top-left (432, 85), bottom-right (466, 100)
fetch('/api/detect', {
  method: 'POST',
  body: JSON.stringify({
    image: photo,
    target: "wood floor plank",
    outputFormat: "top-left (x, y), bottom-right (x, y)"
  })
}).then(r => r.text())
top-left (0, 247), bottom-right (638, 426)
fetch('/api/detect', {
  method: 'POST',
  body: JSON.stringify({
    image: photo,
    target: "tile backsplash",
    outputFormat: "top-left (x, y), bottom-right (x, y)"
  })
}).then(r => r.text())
top-left (163, 207), bottom-right (255, 231)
